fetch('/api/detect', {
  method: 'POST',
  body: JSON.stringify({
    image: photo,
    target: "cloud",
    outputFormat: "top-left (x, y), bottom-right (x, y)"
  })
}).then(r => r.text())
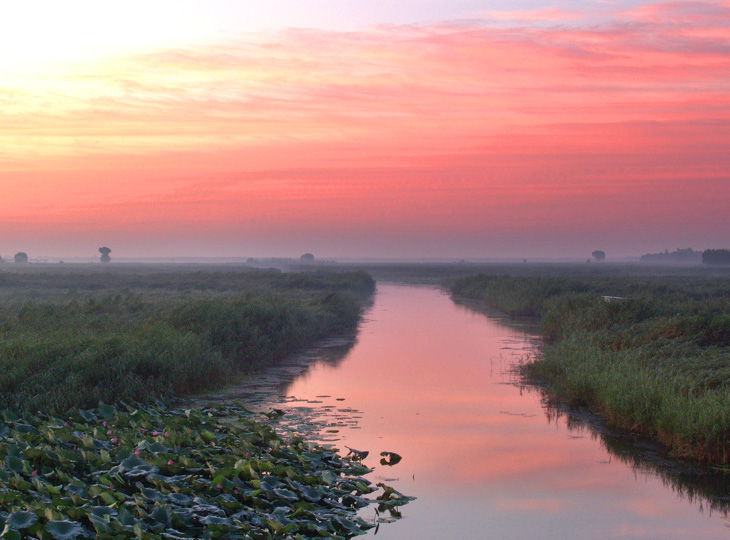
top-left (623, 1), bottom-right (730, 24)
top-left (486, 8), bottom-right (583, 22)
top-left (1, 2), bottom-right (729, 256)
top-left (5, 9), bottom-right (727, 146)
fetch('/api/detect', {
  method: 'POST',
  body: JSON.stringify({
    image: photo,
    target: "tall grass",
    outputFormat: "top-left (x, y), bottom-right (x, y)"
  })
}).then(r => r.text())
top-left (451, 272), bottom-right (730, 464)
top-left (0, 266), bottom-right (374, 414)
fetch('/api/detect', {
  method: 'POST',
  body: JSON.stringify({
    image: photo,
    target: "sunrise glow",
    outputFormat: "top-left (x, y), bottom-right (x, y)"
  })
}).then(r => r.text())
top-left (2, 1), bottom-right (729, 259)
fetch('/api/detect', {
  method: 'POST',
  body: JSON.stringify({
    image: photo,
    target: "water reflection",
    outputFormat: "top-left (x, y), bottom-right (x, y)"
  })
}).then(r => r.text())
top-left (539, 399), bottom-right (730, 515)
top-left (456, 291), bottom-right (730, 517)
top-left (219, 284), bottom-right (730, 539)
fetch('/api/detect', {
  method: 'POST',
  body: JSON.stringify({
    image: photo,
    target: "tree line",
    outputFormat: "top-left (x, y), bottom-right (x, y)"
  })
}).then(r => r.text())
top-left (702, 249), bottom-right (730, 265)
top-left (0, 248), bottom-right (112, 264)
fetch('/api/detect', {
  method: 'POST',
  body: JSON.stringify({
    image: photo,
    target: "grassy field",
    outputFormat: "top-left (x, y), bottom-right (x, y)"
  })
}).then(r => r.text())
top-left (0, 265), bottom-right (374, 414)
top-left (450, 265), bottom-right (730, 464)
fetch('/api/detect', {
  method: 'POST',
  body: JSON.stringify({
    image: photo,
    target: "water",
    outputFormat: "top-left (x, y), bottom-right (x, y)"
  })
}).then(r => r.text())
top-left (213, 284), bottom-right (730, 539)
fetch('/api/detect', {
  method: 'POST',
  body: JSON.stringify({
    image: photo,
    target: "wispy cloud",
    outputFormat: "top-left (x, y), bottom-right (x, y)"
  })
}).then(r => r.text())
top-left (623, 1), bottom-right (730, 23)
top-left (486, 8), bottom-right (583, 22)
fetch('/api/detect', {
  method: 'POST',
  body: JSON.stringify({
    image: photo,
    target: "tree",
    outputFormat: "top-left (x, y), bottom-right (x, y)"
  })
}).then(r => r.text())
top-left (14, 252), bottom-right (28, 264)
top-left (592, 250), bottom-right (606, 262)
top-left (702, 249), bottom-right (730, 266)
top-left (640, 248), bottom-right (701, 264)
top-left (99, 247), bottom-right (112, 263)
top-left (300, 253), bottom-right (315, 263)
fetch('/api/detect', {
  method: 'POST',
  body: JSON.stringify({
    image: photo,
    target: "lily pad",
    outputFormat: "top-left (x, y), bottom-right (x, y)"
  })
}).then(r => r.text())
top-left (78, 409), bottom-right (97, 422)
top-left (167, 493), bottom-right (193, 505)
top-left (273, 487), bottom-right (299, 502)
top-left (5, 455), bottom-right (24, 474)
top-left (6, 511), bottom-right (38, 529)
top-left (45, 520), bottom-right (85, 540)
top-left (379, 451), bottom-right (403, 466)
top-left (118, 456), bottom-right (158, 477)
top-left (0, 401), bottom-right (411, 539)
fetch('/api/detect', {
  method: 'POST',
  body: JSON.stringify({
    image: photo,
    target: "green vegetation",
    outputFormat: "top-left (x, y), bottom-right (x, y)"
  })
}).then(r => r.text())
top-left (451, 271), bottom-right (730, 464)
top-left (0, 266), bottom-right (374, 414)
top-left (0, 400), bottom-right (408, 539)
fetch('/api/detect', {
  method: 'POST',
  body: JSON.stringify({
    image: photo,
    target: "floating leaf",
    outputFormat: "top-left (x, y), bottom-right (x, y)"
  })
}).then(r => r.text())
top-left (0, 528), bottom-right (21, 540)
top-left (167, 493), bottom-right (193, 506)
top-left (45, 520), bottom-right (85, 540)
top-left (321, 470), bottom-right (337, 485)
top-left (259, 476), bottom-right (282, 491)
top-left (299, 485), bottom-right (323, 503)
top-left (0, 401), bottom-right (411, 539)
top-left (78, 409), bottom-right (96, 422)
top-left (379, 452), bottom-right (403, 466)
top-left (6, 511), bottom-right (38, 529)
top-left (97, 403), bottom-right (117, 419)
top-left (273, 487), bottom-right (299, 502)
top-left (5, 456), bottom-right (23, 474)
top-left (88, 507), bottom-right (117, 533)
top-left (118, 457), bottom-right (158, 477)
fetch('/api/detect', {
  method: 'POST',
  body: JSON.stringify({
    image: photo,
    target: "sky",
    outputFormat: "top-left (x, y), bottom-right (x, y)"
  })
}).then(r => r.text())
top-left (1, 1), bottom-right (729, 260)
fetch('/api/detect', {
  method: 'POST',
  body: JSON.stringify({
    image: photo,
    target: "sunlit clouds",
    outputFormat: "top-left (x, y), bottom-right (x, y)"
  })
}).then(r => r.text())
top-left (1, 2), bottom-right (728, 258)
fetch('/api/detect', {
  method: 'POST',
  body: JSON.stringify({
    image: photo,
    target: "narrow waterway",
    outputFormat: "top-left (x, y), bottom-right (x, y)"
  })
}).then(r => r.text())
top-left (213, 284), bottom-right (730, 539)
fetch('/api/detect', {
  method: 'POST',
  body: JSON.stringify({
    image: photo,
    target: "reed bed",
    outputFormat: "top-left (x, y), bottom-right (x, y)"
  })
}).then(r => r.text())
top-left (0, 266), bottom-right (374, 414)
top-left (451, 272), bottom-right (730, 464)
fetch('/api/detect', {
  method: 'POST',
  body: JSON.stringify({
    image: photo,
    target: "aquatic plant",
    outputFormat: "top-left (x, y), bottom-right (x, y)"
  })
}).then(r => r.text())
top-left (0, 268), bottom-right (375, 414)
top-left (451, 272), bottom-right (730, 464)
top-left (0, 401), bottom-right (409, 539)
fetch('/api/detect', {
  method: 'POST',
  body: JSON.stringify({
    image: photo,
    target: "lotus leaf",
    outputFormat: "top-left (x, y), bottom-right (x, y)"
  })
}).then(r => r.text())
top-left (45, 520), bottom-right (84, 540)
top-left (0, 528), bottom-right (22, 540)
top-left (167, 493), bottom-right (193, 505)
top-left (6, 511), bottom-right (37, 529)
top-left (97, 403), bottom-right (117, 418)
top-left (77, 410), bottom-right (96, 422)
top-left (5, 456), bottom-right (23, 474)
top-left (379, 451), bottom-right (403, 466)
top-left (0, 401), bottom-right (411, 538)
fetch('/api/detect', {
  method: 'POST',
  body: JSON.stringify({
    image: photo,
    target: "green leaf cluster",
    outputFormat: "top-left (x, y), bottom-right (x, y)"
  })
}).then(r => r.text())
top-left (0, 401), bottom-right (401, 539)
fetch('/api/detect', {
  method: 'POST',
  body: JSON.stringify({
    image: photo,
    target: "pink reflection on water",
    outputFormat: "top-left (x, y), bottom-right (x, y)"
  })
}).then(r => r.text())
top-left (283, 284), bottom-right (730, 540)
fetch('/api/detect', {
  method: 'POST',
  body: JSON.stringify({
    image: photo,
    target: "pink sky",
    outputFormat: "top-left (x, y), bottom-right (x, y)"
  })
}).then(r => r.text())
top-left (1, 2), bottom-right (729, 259)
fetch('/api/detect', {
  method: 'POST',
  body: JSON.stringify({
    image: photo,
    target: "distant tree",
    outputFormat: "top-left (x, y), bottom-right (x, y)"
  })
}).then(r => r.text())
top-left (0, 255), bottom-right (4, 264)
top-left (592, 250), bottom-right (606, 262)
top-left (640, 248), bottom-right (701, 264)
top-left (300, 253), bottom-right (315, 263)
top-left (14, 252), bottom-right (28, 264)
top-left (702, 249), bottom-right (730, 266)
top-left (99, 246), bottom-right (112, 263)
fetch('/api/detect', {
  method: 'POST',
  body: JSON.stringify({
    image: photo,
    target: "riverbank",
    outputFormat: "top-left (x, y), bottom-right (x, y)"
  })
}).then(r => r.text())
top-left (0, 266), bottom-right (374, 413)
top-left (450, 272), bottom-right (730, 464)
